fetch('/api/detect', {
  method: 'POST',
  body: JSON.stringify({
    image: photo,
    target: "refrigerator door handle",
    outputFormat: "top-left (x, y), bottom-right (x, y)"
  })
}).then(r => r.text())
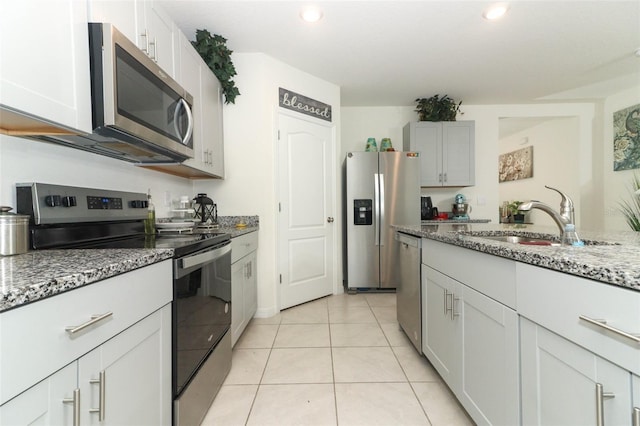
top-left (379, 173), bottom-right (385, 246)
top-left (374, 173), bottom-right (380, 246)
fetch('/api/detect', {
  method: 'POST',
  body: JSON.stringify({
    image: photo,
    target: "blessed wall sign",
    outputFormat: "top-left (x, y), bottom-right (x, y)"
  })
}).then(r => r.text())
top-left (278, 88), bottom-right (332, 122)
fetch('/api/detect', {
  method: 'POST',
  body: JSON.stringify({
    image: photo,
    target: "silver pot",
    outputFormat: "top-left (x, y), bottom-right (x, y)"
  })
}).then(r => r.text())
top-left (0, 206), bottom-right (29, 256)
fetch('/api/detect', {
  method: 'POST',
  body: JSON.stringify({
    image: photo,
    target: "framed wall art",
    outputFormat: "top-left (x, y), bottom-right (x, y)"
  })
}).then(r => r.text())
top-left (613, 104), bottom-right (640, 171)
top-left (499, 146), bottom-right (533, 183)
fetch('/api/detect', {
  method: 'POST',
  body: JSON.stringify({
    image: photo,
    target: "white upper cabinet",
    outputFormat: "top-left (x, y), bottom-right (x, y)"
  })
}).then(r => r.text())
top-left (166, 31), bottom-right (224, 178)
top-left (88, 0), bottom-right (175, 77)
top-left (403, 121), bottom-right (475, 187)
top-left (0, 0), bottom-right (92, 134)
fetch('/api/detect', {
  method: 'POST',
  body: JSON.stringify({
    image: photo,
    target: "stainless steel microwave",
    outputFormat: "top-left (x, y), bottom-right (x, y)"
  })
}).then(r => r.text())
top-left (34, 23), bottom-right (194, 163)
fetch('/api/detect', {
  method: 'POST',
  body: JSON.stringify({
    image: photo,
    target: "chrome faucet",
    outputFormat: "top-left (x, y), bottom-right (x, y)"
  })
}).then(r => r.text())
top-left (517, 186), bottom-right (576, 234)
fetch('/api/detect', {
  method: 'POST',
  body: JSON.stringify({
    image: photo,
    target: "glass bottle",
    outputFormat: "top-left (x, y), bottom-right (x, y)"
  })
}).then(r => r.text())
top-left (144, 190), bottom-right (156, 235)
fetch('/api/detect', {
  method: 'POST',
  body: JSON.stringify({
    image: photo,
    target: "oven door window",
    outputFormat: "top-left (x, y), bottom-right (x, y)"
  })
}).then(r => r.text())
top-left (174, 248), bottom-right (231, 395)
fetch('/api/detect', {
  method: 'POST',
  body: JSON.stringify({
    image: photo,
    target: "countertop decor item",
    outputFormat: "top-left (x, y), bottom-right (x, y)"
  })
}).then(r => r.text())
top-left (192, 29), bottom-right (240, 104)
top-left (365, 137), bottom-right (377, 152)
top-left (414, 94), bottom-right (462, 121)
top-left (380, 138), bottom-right (393, 151)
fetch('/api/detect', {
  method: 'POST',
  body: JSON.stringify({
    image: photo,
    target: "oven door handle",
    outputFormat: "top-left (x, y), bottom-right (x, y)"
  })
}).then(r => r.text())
top-left (180, 243), bottom-right (231, 270)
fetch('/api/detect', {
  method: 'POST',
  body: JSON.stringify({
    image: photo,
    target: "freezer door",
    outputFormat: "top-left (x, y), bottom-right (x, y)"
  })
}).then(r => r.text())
top-left (346, 152), bottom-right (379, 288)
top-left (379, 152), bottom-right (421, 289)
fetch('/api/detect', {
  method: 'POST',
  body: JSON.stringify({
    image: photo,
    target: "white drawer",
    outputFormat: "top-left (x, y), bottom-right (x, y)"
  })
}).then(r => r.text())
top-left (0, 260), bottom-right (172, 404)
top-left (517, 263), bottom-right (640, 375)
top-left (423, 239), bottom-right (517, 308)
top-left (231, 231), bottom-right (258, 264)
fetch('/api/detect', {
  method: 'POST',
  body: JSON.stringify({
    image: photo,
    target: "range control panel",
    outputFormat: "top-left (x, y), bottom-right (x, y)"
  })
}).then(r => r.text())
top-left (16, 183), bottom-right (148, 225)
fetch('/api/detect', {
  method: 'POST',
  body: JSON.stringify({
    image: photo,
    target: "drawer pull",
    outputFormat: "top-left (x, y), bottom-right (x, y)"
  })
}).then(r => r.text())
top-left (65, 312), bottom-right (113, 335)
top-left (579, 315), bottom-right (640, 344)
top-left (62, 388), bottom-right (80, 426)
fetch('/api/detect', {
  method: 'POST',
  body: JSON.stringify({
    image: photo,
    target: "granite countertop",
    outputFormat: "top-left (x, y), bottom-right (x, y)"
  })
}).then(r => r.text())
top-left (0, 216), bottom-right (260, 314)
top-left (393, 223), bottom-right (640, 292)
top-left (0, 249), bottom-right (174, 314)
top-left (421, 219), bottom-right (491, 224)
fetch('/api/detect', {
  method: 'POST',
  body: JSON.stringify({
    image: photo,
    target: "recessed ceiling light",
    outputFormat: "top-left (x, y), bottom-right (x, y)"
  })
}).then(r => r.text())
top-left (301, 7), bottom-right (323, 23)
top-left (483, 3), bottom-right (509, 20)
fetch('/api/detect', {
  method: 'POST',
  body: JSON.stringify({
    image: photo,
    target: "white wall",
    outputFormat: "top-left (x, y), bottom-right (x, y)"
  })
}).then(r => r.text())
top-left (194, 52), bottom-right (341, 317)
top-left (602, 86), bottom-right (640, 231)
top-left (0, 135), bottom-right (193, 215)
top-left (498, 117), bottom-right (580, 228)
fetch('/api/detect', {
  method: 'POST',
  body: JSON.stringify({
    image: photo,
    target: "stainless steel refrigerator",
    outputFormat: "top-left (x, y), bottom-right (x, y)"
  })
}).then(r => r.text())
top-left (344, 151), bottom-right (421, 291)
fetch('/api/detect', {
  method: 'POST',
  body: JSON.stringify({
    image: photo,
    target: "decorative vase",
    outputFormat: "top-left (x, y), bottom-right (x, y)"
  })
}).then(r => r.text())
top-left (380, 138), bottom-right (393, 152)
top-left (365, 138), bottom-right (377, 152)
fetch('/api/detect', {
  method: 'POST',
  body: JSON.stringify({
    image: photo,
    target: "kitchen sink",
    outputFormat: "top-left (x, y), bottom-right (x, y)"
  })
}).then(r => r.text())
top-left (479, 235), bottom-right (560, 246)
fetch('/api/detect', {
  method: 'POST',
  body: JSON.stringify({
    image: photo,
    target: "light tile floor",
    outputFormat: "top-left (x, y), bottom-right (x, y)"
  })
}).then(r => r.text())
top-left (201, 293), bottom-right (475, 426)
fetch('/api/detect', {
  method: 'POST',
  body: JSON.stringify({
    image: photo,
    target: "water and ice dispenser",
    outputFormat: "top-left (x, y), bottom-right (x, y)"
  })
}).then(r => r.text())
top-left (353, 199), bottom-right (372, 225)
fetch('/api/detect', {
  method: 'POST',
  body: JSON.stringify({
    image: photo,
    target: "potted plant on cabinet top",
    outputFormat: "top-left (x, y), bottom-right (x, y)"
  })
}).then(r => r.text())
top-left (191, 29), bottom-right (240, 104)
top-left (415, 95), bottom-right (462, 121)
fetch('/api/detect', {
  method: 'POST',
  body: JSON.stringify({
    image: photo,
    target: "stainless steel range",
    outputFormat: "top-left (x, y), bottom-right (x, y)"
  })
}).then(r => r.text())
top-left (16, 183), bottom-right (231, 426)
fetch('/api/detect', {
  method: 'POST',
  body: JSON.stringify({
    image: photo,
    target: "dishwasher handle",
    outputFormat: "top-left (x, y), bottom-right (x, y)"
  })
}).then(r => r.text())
top-left (395, 232), bottom-right (421, 249)
top-left (179, 243), bottom-right (231, 270)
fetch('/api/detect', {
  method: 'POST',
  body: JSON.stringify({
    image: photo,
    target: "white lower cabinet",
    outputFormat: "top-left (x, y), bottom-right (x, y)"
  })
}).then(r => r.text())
top-left (422, 240), bottom-right (519, 426)
top-left (422, 265), bottom-right (461, 385)
top-left (0, 261), bottom-right (172, 425)
top-left (231, 232), bottom-right (259, 346)
top-left (0, 305), bottom-right (171, 425)
top-left (520, 318), bottom-right (631, 426)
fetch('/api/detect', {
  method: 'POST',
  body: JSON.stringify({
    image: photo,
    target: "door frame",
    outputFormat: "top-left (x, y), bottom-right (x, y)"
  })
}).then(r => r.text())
top-left (274, 108), bottom-right (339, 311)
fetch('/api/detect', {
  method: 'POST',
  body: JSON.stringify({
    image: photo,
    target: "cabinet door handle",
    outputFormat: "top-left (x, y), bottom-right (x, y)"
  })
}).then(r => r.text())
top-left (633, 407), bottom-right (640, 426)
top-left (62, 388), bottom-right (80, 426)
top-left (444, 173), bottom-right (447, 183)
top-left (445, 290), bottom-right (453, 318)
top-left (595, 383), bottom-right (615, 426)
top-left (65, 312), bottom-right (113, 335)
top-left (579, 315), bottom-right (640, 344)
top-left (140, 29), bottom-right (149, 54)
top-left (150, 37), bottom-right (157, 62)
top-left (443, 289), bottom-right (448, 315)
top-left (451, 296), bottom-right (460, 320)
top-left (438, 173), bottom-right (443, 183)
top-left (89, 370), bottom-right (106, 421)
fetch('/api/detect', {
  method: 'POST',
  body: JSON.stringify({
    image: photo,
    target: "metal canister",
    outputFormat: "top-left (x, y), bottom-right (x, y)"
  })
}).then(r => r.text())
top-left (0, 206), bottom-right (29, 255)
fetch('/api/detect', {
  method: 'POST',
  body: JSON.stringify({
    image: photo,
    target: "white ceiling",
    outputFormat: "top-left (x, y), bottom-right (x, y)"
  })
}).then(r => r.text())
top-left (159, 0), bottom-right (640, 107)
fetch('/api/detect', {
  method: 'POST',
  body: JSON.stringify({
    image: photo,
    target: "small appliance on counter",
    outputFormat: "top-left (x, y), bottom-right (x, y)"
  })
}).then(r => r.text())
top-left (452, 194), bottom-right (471, 220)
top-left (421, 196), bottom-right (437, 220)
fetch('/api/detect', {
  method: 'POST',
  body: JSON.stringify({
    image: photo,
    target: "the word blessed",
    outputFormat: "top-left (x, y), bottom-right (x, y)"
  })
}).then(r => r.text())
top-left (279, 88), bottom-right (332, 122)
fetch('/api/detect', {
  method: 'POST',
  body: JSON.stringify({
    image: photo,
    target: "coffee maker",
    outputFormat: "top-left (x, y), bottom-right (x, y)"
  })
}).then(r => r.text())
top-left (421, 196), bottom-right (436, 220)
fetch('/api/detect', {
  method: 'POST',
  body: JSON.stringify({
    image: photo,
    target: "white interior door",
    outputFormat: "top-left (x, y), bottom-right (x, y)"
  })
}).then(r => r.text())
top-left (278, 113), bottom-right (335, 309)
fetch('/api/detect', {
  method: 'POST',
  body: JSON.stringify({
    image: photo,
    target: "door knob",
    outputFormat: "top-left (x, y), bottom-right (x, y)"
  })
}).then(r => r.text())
top-left (327, 217), bottom-right (334, 223)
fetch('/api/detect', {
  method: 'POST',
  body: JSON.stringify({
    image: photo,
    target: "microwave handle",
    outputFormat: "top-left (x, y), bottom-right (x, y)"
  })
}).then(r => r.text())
top-left (174, 98), bottom-right (194, 146)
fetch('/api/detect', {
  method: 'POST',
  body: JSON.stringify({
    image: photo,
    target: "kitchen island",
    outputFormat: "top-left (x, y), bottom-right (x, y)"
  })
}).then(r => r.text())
top-left (392, 222), bottom-right (640, 426)
top-left (394, 222), bottom-right (640, 291)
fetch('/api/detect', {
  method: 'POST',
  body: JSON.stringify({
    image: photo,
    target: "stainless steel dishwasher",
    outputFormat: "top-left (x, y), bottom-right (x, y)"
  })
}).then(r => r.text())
top-left (395, 231), bottom-right (422, 352)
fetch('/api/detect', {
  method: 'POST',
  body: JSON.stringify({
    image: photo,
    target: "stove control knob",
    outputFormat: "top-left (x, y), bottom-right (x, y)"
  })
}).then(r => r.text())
top-left (45, 195), bottom-right (62, 207)
top-left (62, 196), bottom-right (77, 207)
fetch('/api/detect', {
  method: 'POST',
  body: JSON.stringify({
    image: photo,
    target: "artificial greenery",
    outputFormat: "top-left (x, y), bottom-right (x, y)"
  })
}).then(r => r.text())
top-left (415, 95), bottom-right (462, 121)
top-left (506, 201), bottom-right (524, 216)
top-left (191, 29), bottom-right (240, 104)
top-left (618, 174), bottom-right (640, 231)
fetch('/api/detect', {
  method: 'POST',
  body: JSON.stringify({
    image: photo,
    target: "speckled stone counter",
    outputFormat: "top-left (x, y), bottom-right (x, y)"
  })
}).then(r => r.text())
top-left (421, 219), bottom-right (491, 224)
top-left (393, 223), bottom-right (640, 291)
top-left (0, 249), bottom-right (173, 314)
